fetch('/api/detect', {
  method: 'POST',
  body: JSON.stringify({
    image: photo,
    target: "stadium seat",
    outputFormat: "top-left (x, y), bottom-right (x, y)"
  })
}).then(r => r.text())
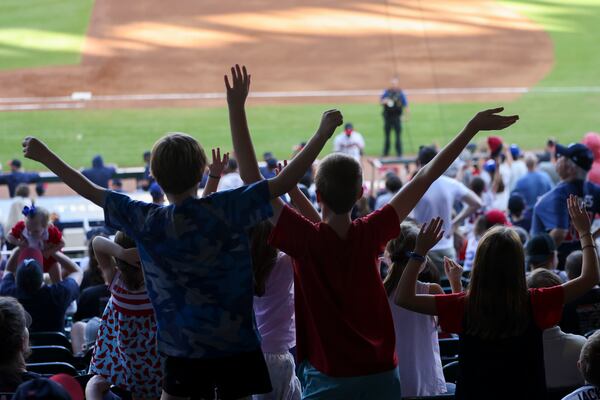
top-left (439, 338), bottom-right (460, 365)
top-left (443, 361), bottom-right (459, 384)
top-left (26, 362), bottom-right (79, 376)
top-left (28, 345), bottom-right (74, 364)
top-left (29, 331), bottom-right (71, 349)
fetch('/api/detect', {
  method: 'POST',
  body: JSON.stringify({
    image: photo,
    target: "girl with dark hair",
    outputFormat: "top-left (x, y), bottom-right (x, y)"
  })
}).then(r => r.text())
top-left (87, 232), bottom-right (162, 400)
top-left (396, 196), bottom-right (600, 399)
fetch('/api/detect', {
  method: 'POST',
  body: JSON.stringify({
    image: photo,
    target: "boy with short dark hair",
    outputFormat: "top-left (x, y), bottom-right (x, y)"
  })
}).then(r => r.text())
top-left (225, 65), bottom-right (518, 397)
top-left (21, 65), bottom-right (343, 399)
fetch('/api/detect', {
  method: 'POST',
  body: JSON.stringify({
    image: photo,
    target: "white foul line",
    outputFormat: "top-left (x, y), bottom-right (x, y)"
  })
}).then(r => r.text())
top-left (0, 86), bottom-right (599, 110)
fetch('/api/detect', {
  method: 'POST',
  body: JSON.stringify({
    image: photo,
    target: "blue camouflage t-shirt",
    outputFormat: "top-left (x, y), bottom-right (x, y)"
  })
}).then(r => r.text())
top-left (104, 180), bottom-right (273, 358)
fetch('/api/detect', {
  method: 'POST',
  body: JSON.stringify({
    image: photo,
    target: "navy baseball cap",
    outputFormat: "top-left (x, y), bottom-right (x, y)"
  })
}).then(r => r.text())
top-left (555, 143), bottom-right (594, 171)
top-left (10, 159), bottom-right (22, 168)
top-left (16, 259), bottom-right (43, 295)
top-left (526, 233), bottom-right (556, 265)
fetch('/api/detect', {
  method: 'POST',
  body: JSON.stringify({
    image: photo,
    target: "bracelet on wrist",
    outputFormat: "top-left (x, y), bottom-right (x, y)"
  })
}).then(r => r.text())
top-left (408, 252), bottom-right (426, 263)
top-left (582, 244), bottom-right (596, 251)
top-left (580, 232), bottom-right (593, 239)
top-left (208, 174), bottom-right (220, 179)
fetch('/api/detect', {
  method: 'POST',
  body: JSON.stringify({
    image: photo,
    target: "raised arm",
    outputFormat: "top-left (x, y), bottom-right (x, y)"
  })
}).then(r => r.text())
top-left (444, 256), bottom-right (464, 294)
top-left (562, 195), bottom-right (600, 303)
top-left (92, 236), bottom-right (140, 284)
top-left (452, 189), bottom-right (482, 230)
top-left (52, 252), bottom-right (83, 285)
top-left (269, 110), bottom-right (342, 199)
top-left (389, 108), bottom-right (518, 221)
top-left (5, 248), bottom-right (22, 274)
top-left (202, 148), bottom-right (229, 197)
top-left (395, 217), bottom-right (444, 315)
top-left (276, 161), bottom-right (321, 223)
top-left (22, 137), bottom-right (106, 206)
top-left (225, 64), bottom-right (263, 184)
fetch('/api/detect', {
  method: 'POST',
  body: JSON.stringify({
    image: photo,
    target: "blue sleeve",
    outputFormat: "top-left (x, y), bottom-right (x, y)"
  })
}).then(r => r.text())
top-left (208, 180), bottom-right (273, 230)
top-left (400, 91), bottom-right (408, 106)
top-left (532, 192), bottom-right (569, 232)
top-left (0, 273), bottom-right (16, 296)
top-left (52, 278), bottom-right (80, 309)
top-left (104, 190), bottom-right (158, 238)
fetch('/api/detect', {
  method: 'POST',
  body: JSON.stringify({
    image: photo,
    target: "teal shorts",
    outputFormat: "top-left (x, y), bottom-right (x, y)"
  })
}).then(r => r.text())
top-left (299, 361), bottom-right (401, 400)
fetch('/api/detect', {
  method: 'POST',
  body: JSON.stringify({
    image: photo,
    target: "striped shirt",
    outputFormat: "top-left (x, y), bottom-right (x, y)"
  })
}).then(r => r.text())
top-left (109, 272), bottom-right (154, 316)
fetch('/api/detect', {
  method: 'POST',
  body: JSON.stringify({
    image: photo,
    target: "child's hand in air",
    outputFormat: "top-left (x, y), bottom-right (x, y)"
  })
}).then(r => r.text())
top-left (467, 107), bottom-right (519, 132)
top-left (225, 64), bottom-right (250, 108)
top-left (414, 217), bottom-right (444, 256)
top-left (318, 110), bottom-right (344, 138)
top-left (208, 148), bottom-right (229, 178)
top-left (22, 137), bottom-right (51, 163)
top-left (568, 194), bottom-right (591, 235)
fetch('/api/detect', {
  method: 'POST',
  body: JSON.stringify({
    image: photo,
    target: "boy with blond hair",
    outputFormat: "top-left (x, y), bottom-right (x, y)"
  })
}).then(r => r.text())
top-left (224, 65), bottom-right (518, 397)
top-left (21, 65), bottom-right (342, 399)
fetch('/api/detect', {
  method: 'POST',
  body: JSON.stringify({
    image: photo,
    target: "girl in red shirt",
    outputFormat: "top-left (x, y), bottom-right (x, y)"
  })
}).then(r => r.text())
top-left (396, 195), bottom-right (599, 400)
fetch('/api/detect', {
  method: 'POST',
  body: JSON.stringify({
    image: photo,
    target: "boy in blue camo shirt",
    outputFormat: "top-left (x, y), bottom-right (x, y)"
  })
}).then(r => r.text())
top-left (22, 65), bottom-right (343, 400)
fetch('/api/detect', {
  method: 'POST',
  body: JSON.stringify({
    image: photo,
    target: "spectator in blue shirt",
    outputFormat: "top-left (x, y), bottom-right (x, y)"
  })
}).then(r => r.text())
top-left (511, 152), bottom-right (553, 209)
top-left (0, 250), bottom-right (82, 332)
top-left (0, 159), bottom-right (40, 198)
top-left (532, 143), bottom-right (600, 268)
top-left (82, 155), bottom-right (116, 189)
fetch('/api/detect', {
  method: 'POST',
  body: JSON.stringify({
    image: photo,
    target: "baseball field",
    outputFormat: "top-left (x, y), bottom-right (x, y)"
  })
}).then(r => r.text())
top-left (0, 0), bottom-right (599, 169)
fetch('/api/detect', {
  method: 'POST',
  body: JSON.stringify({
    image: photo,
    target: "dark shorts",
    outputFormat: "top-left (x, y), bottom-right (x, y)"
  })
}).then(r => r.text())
top-left (163, 349), bottom-right (272, 399)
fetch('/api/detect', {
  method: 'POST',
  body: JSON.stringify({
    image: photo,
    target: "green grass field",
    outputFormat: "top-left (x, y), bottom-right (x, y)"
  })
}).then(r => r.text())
top-left (1, 0), bottom-right (599, 169)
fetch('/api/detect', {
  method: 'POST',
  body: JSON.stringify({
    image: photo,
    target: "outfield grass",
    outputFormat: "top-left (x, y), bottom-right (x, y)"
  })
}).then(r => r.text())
top-left (1, 0), bottom-right (599, 169)
top-left (0, 0), bottom-right (95, 70)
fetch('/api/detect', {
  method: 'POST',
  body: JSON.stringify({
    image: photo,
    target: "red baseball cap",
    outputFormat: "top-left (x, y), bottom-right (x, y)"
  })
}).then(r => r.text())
top-left (485, 209), bottom-right (511, 227)
top-left (487, 136), bottom-right (503, 156)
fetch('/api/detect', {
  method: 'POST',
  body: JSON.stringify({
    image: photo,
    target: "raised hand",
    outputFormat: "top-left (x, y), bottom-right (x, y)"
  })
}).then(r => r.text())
top-left (467, 107), bottom-right (519, 132)
top-left (224, 64), bottom-right (251, 107)
top-left (414, 217), bottom-right (444, 256)
top-left (444, 256), bottom-right (464, 292)
top-left (317, 109), bottom-right (344, 138)
top-left (22, 137), bottom-right (51, 163)
top-left (568, 194), bottom-right (591, 235)
top-left (273, 160), bottom-right (288, 176)
top-left (208, 148), bottom-right (229, 178)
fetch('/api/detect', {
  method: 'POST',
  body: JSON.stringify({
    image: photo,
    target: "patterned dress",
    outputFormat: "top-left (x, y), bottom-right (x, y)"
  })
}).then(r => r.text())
top-left (90, 272), bottom-right (163, 397)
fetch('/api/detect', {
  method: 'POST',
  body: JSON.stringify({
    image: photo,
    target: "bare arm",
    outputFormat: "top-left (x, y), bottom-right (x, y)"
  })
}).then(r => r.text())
top-left (5, 248), bottom-right (21, 274)
top-left (275, 160), bottom-right (321, 223)
top-left (22, 137), bottom-right (106, 206)
top-left (53, 252), bottom-right (83, 285)
top-left (395, 218), bottom-right (444, 315)
top-left (452, 190), bottom-right (482, 228)
top-left (562, 195), bottom-right (600, 303)
top-left (389, 108), bottom-right (518, 221)
top-left (549, 228), bottom-right (567, 247)
top-left (92, 236), bottom-right (140, 284)
top-left (202, 148), bottom-right (229, 197)
top-left (444, 257), bottom-right (464, 294)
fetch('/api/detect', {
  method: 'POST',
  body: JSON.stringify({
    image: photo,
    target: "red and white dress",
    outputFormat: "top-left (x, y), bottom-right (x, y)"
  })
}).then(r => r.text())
top-left (90, 272), bottom-right (163, 398)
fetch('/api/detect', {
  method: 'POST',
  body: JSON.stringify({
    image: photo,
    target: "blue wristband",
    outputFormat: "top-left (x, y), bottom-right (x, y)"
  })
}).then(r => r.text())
top-left (408, 252), bottom-right (426, 262)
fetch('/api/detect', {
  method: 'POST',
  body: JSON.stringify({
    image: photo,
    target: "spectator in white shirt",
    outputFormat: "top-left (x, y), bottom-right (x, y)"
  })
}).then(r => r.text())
top-left (333, 123), bottom-right (365, 162)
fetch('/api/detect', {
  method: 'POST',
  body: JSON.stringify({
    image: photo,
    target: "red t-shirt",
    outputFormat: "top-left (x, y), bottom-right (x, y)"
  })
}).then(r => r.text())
top-left (269, 204), bottom-right (400, 377)
top-left (435, 285), bottom-right (565, 334)
top-left (11, 221), bottom-right (63, 272)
